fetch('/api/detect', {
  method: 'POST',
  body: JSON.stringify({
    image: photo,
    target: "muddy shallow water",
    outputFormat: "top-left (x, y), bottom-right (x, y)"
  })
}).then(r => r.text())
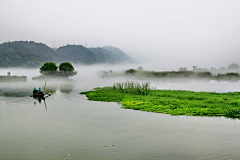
top-left (0, 66), bottom-right (240, 160)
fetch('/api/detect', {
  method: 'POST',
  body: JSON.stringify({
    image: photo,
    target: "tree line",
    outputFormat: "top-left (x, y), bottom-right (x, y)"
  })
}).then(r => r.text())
top-left (39, 62), bottom-right (77, 77)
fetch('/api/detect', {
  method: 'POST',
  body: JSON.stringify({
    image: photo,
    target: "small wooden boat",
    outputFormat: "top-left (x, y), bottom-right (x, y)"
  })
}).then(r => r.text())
top-left (31, 91), bottom-right (51, 98)
top-left (30, 81), bottom-right (51, 98)
top-left (30, 81), bottom-right (50, 111)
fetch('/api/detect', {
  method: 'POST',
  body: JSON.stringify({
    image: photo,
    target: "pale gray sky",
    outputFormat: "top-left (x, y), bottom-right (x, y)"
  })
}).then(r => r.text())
top-left (0, 0), bottom-right (240, 69)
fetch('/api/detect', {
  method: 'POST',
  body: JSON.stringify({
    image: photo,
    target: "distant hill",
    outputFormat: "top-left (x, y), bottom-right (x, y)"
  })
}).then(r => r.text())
top-left (0, 41), bottom-right (56, 67)
top-left (103, 46), bottom-right (136, 63)
top-left (56, 45), bottom-right (96, 64)
top-left (89, 46), bottom-right (134, 64)
top-left (103, 46), bottom-right (127, 57)
top-left (88, 48), bottom-right (108, 63)
top-left (0, 41), bottom-right (135, 67)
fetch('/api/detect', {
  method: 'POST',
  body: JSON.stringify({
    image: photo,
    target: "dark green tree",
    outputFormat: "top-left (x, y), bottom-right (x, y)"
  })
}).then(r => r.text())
top-left (40, 62), bottom-right (58, 75)
top-left (59, 62), bottom-right (77, 77)
top-left (125, 69), bottom-right (137, 75)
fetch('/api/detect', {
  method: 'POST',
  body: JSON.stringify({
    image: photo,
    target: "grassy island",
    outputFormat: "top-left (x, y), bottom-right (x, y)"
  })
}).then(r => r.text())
top-left (99, 69), bottom-right (240, 82)
top-left (81, 81), bottom-right (240, 119)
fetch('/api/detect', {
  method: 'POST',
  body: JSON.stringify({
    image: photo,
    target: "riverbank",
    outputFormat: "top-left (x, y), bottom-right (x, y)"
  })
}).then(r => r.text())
top-left (0, 75), bottom-right (27, 82)
top-left (81, 84), bottom-right (240, 119)
top-left (99, 69), bottom-right (240, 82)
top-left (32, 75), bottom-right (71, 80)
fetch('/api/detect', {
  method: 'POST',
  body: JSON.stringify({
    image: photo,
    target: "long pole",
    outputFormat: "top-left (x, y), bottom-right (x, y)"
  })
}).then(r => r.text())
top-left (44, 99), bottom-right (47, 111)
top-left (43, 80), bottom-right (47, 94)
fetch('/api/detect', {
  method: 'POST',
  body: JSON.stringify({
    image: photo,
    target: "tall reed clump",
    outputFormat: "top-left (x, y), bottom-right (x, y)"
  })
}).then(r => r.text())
top-left (112, 81), bottom-right (150, 95)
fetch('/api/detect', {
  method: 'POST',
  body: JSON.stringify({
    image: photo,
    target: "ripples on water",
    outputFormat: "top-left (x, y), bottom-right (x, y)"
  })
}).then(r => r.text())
top-left (0, 67), bottom-right (240, 160)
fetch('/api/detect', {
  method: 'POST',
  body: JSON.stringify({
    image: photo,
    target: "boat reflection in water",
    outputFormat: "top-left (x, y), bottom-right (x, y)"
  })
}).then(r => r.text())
top-left (31, 93), bottom-right (51, 111)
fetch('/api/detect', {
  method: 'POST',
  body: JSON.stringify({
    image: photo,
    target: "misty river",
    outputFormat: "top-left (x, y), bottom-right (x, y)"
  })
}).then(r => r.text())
top-left (1, 65), bottom-right (240, 160)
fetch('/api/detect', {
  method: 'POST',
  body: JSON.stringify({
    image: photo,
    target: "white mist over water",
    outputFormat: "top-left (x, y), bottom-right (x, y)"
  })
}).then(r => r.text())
top-left (1, 65), bottom-right (240, 159)
top-left (1, 64), bottom-right (240, 93)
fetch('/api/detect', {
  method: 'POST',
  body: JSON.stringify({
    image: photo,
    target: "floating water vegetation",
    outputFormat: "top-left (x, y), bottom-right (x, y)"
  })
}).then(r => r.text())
top-left (80, 81), bottom-right (240, 119)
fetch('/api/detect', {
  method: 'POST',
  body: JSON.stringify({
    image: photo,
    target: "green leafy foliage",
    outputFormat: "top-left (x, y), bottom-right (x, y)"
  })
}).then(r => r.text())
top-left (59, 62), bottom-right (74, 72)
top-left (125, 69), bottom-right (137, 75)
top-left (113, 81), bottom-right (150, 95)
top-left (226, 72), bottom-right (239, 76)
top-left (39, 62), bottom-right (58, 75)
top-left (80, 82), bottom-right (240, 119)
top-left (39, 61), bottom-right (77, 77)
top-left (59, 62), bottom-right (77, 77)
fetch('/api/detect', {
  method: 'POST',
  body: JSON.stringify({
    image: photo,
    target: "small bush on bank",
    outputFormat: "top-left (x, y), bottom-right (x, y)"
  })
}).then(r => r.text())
top-left (125, 69), bottom-right (137, 75)
top-left (197, 72), bottom-right (212, 78)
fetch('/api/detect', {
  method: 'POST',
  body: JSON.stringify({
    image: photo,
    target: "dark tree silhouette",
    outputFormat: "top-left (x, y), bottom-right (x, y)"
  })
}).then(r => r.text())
top-left (40, 62), bottom-right (58, 75)
top-left (59, 62), bottom-right (77, 77)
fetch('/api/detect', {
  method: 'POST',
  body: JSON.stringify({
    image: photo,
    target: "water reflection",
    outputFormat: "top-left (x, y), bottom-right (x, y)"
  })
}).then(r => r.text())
top-left (0, 88), bottom-right (32, 97)
top-left (59, 84), bottom-right (74, 93)
top-left (32, 96), bottom-right (48, 111)
top-left (0, 82), bottom-right (75, 98)
top-left (45, 85), bottom-right (58, 94)
top-left (44, 83), bottom-right (75, 94)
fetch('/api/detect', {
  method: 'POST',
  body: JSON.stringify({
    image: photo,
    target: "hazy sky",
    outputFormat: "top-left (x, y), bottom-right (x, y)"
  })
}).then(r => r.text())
top-left (1, 0), bottom-right (240, 69)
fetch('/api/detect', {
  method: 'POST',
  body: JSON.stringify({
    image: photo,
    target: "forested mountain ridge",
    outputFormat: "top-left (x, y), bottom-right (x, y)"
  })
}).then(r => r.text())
top-left (56, 45), bottom-right (96, 64)
top-left (0, 41), bottom-right (134, 67)
top-left (0, 41), bottom-right (56, 67)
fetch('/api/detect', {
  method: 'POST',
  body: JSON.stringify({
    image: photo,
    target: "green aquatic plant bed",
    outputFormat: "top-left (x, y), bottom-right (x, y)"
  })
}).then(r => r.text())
top-left (81, 86), bottom-right (240, 119)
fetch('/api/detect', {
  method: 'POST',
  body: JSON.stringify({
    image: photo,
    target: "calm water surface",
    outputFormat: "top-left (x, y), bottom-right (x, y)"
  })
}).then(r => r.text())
top-left (0, 67), bottom-right (240, 160)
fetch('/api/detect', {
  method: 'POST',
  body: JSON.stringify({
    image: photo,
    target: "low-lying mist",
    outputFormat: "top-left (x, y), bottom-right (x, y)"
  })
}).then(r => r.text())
top-left (1, 62), bottom-right (240, 98)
